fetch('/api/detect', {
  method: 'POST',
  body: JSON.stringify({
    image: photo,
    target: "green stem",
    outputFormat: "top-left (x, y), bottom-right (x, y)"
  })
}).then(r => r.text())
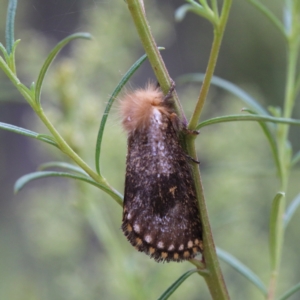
top-left (127, 1), bottom-right (232, 298)
top-left (186, 134), bottom-right (229, 299)
top-left (35, 106), bottom-right (123, 205)
top-left (277, 42), bottom-right (298, 191)
top-left (126, 0), bottom-right (186, 123)
top-left (247, 0), bottom-right (286, 39)
top-left (188, 0), bottom-right (232, 130)
top-left (186, 1), bottom-right (232, 298)
top-left (267, 3), bottom-right (300, 299)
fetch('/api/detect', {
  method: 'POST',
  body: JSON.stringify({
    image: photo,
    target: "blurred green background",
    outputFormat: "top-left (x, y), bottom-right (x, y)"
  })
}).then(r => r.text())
top-left (0, 0), bottom-right (299, 299)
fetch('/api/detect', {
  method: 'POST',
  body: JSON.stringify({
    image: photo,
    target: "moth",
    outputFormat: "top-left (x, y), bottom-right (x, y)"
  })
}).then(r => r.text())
top-left (120, 82), bottom-right (203, 262)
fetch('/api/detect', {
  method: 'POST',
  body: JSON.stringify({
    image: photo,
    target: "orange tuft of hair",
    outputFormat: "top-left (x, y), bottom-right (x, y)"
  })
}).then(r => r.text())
top-left (119, 83), bottom-right (170, 134)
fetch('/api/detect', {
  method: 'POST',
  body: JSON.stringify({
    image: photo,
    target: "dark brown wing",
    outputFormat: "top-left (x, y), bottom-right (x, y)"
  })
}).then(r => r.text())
top-left (122, 112), bottom-right (202, 262)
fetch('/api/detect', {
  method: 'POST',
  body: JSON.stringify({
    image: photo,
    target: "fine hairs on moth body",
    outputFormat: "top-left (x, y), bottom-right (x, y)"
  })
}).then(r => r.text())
top-left (119, 82), bottom-right (203, 262)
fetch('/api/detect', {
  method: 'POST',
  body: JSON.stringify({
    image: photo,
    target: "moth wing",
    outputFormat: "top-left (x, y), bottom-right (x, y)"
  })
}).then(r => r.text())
top-left (122, 116), bottom-right (202, 262)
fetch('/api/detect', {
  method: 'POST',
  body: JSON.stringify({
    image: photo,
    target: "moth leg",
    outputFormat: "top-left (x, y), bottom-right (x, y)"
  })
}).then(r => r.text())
top-left (186, 154), bottom-right (200, 164)
top-left (183, 127), bottom-right (200, 136)
top-left (165, 82), bottom-right (199, 165)
top-left (169, 112), bottom-right (181, 132)
top-left (163, 79), bottom-right (176, 102)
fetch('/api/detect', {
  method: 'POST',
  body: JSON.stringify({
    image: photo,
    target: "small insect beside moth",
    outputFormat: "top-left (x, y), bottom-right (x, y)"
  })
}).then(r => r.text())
top-left (120, 81), bottom-right (203, 262)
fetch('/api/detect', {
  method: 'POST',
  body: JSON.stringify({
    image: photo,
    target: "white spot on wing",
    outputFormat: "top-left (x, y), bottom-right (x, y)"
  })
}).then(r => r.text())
top-left (168, 244), bottom-right (175, 251)
top-left (187, 240), bottom-right (193, 248)
top-left (157, 241), bottom-right (164, 249)
top-left (145, 235), bottom-right (152, 243)
top-left (133, 224), bottom-right (140, 233)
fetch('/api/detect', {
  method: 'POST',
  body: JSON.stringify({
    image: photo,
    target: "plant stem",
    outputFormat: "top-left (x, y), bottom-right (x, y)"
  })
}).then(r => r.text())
top-left (35, 106), bottom-right (123, 205)
top-left (186, 134), bottom-right (229, 299)
top-left (277, 41), bottom-right (298, 191)
top-left (247, 0), bottom-right (286, 38)
top-left (188, 0), bottom-right (232, 130)
top-left (267, 2), bottom-right (300, 298)
top-left (187, 2), bottom-right (232, 297)
top-left (127, 1), bottom-right (231, 298)
top-left (186, 1), bottom-right (231, 298)
top-left (126, 0), bottom-right (186, 123)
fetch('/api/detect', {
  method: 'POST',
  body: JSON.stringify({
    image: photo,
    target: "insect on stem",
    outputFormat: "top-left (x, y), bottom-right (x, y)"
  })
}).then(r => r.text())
top-left (119, 81), bottom-right (203, 262)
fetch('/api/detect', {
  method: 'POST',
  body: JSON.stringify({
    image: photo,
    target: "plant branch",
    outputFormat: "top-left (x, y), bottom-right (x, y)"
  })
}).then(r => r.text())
top-left (35, 106), bottom-right (123, 205)
top-left (126, 1), bottom-right (232, 298)
top-left (247, 0), bottom-right (286, 39)
top-left (186, 133), bottom-right (229, 299)
top-left (126, 0), bottom-right (186, 123)
top-left (188, 0), bottom-right (232, 130)
top-left (184, 1), bottom-right (232, 299)
top-left (267, 3), bottom-right (300, 299)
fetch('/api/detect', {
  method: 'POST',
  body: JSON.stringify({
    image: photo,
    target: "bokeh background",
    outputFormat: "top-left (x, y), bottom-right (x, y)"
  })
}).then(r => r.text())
top-left (0, 0), bottom-right (299, 299)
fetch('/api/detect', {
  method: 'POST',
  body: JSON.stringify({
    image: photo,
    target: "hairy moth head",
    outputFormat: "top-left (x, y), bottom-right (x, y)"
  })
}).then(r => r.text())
top-left (119, 83), bottom-right (171, 134)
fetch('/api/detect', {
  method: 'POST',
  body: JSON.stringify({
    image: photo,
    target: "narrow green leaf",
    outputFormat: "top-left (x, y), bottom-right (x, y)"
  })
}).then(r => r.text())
top-left (179, 73), bottom-right (269, 117)
top-left (217, 248), bottom-right (267, 295)
top-left (19, 82), bottom-right (34, 99)
top-left (35, 32), bottom-right (92, 106)
top-left (198, 0), bottom-right (213, 14)
top-left (284, 193), bottom-right (300, 228)
top-left (5, 0), bottom-right (18, 55)
top-left (0, 42), bottom-right (9, 61)
top-left (7, 39), bottom-right (21, 73)
top-left (279, 282), bottom-right (300, 300)
top-left (39, 161), bottom-right (87, 175)
top-left (30, 81), bottom-right (35, 91)
top-left (0, 121), bottom-right (58, 147)
top-left (157, 269), bottom-right (200, 300)
top-left (175, 2), bottom-right (215, 24)
top-left (36, 134), bottom-right (58, 146)
top-left (14, 171), bottom-right (113, 195)
top-left (0, 122), bottom-right (36, 136)
top-left (269, 192), bottom-right (285, 270)
top-left (175, 4), bottom-right (202, 21)
top-left (10, 39), bottom-right (20, 55)
top-left (95, 50), bottom-right (161, 174)
top-left (247, 0), bottom-right (286, 38)
top-left (283, 0), bottom-right (292, 34)
top-left (196, 114), bottom-right (300, 130)
top-left (268, 105), bottom-right (282, 118)
top-left (211, 0), bottom-right (219, 16)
